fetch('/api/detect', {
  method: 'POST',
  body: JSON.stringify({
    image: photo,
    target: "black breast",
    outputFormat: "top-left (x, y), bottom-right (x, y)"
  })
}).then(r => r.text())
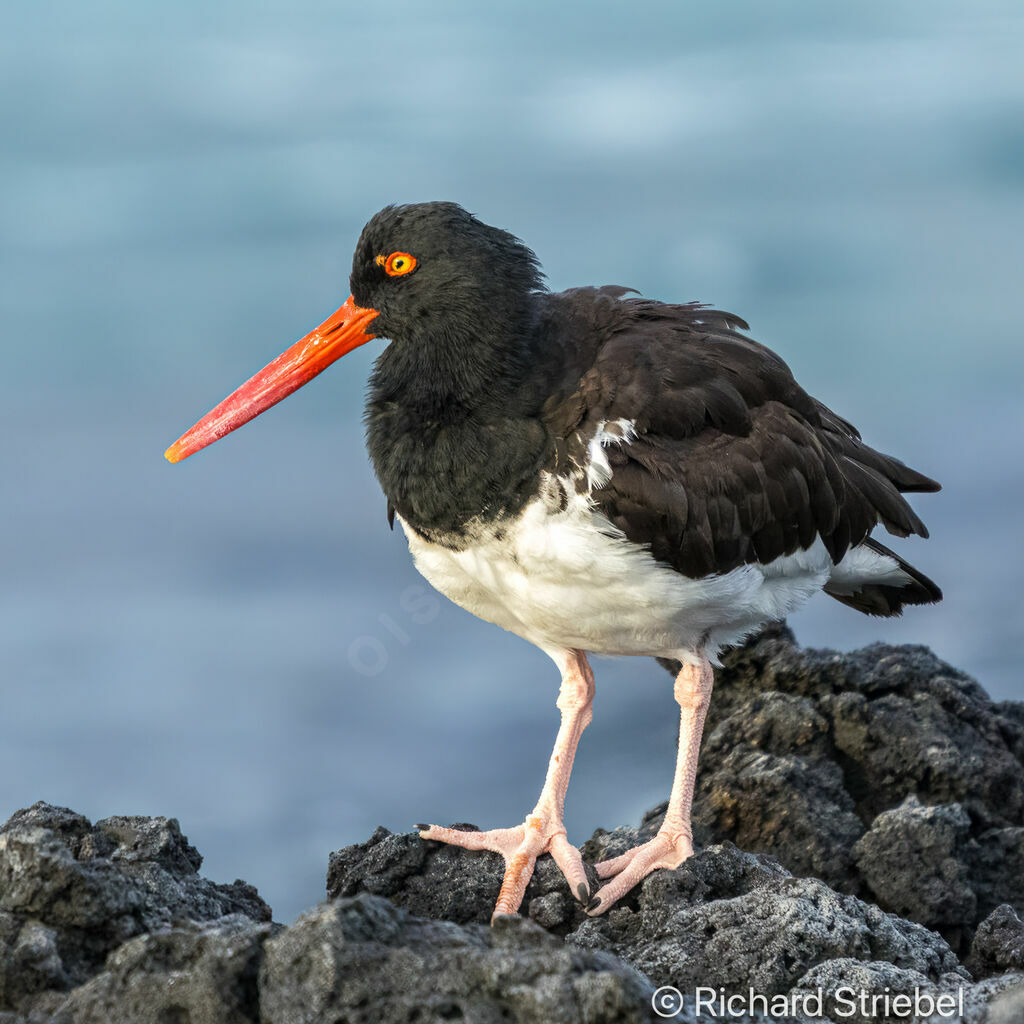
top-left (363, 306), bottom-right (560, 544)
top-left (365, 399), bottom-right (550, 544)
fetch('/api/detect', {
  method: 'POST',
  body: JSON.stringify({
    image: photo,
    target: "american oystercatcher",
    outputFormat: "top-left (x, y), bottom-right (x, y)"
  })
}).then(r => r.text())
top-left (166, 202), bottom-right (941, 920)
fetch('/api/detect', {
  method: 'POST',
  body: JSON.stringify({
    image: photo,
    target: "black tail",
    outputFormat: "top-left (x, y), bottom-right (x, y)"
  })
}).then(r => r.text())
top-left (825, 537), bottom-right (942, 617)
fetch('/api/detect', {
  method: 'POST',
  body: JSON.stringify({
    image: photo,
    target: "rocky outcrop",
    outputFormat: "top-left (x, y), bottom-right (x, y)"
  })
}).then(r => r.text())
top-left (2, 628), bottom-right (1023, 1022)
top-left (0, 802), bottom-right (271, 1020)
top-left (969, 905), bottom-right (1024, 979)
top-left (260, 897), bottom-right (655, 1024)
top-left (687, 624), bottom-right (1024, 955)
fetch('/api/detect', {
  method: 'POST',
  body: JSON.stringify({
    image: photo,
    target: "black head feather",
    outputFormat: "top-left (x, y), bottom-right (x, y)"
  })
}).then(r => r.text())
top-left (351, 202), bottom-right (544, 345)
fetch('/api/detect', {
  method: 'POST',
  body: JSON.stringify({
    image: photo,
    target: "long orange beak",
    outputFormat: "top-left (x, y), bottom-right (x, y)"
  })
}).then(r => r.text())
top-left (164, 296), bottom-right (379, 463)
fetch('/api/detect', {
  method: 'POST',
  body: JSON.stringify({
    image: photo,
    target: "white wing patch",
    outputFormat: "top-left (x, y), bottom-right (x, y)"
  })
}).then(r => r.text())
top-left (585, 418), bottom-right (637, 490)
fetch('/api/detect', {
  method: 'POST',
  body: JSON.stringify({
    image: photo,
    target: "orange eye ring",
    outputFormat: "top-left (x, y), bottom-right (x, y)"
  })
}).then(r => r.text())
top-left (376, 251), bottom-right (417, 277)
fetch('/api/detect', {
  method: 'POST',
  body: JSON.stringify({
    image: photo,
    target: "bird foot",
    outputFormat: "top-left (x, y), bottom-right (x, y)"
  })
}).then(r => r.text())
top-left (586, 827), bottom-right (694, 916)
top-left (418, 813), bottom-right (589, 923)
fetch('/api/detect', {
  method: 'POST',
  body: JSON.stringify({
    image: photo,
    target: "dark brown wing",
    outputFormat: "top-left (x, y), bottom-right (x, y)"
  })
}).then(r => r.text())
top-left (540, 289), bottom-right (940, 580)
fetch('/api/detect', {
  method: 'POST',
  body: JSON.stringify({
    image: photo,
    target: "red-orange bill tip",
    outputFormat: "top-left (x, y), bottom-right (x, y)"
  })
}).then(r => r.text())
top-left (164, 439), bottom-right (187, 464)
top-left (164, 296), bottom-right (378, 464)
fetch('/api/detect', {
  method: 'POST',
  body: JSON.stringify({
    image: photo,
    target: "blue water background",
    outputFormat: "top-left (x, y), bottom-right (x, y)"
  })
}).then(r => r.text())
top-left (2, 1), bottom-right (1022, 922)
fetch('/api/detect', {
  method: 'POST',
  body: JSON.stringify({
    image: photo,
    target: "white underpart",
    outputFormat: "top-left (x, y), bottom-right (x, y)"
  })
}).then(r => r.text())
top-left (399, 427), bottom-right (912, 664)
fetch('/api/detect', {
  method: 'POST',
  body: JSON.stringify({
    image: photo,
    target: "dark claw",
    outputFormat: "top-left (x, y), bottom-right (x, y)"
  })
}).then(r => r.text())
top-left (586, 896), bottom-right (602, 913)
top-left (415, 824), bottom-right (431, 831)
top-left (576, 882), bottom-right (590, 905)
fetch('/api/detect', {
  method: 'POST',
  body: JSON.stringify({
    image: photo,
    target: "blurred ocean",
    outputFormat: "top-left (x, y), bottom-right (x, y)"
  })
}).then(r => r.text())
top-left (1, 1), bottom-right (1022, 924)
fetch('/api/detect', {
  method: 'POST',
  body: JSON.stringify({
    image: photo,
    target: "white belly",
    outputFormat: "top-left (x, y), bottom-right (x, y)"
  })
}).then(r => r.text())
top-left (397, 478), bottom-right (837, 660)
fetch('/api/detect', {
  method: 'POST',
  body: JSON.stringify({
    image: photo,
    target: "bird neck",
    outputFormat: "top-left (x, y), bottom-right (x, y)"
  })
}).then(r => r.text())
top-left (364, 296), bottom-right (551, 540)
top-left (369, 295), bottom-right (543, 413)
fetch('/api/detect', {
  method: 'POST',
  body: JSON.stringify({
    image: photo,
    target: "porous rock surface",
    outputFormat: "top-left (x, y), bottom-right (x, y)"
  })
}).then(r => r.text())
top-left (688, 624), bottom-right (1024, 953)
top-left (2, 628), bottom-right (1023, 1022)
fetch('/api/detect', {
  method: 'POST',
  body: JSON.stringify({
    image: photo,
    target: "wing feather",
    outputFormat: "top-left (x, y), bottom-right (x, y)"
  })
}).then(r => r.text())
top-left (540, 289), bottom-right (940, 580)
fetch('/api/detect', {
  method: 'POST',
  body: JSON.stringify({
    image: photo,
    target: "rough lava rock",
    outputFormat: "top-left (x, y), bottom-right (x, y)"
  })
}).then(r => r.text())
top-left (0, 802), bottom-right (271, 1019)
top-left (852, 796), bottom-right (977, 939)
top-left (50, 915), bottom-right (270, 1024)
top-left (2, 628), bottom-right (1024, 1022)
top-left (968, 905), bottom-right (1024, 979)
top-left (570, 842), bottom-right (965, 993)
top-left (687, 624), bottom-right (1024, 955)
top-left (260, 895), bottom-right (658, 1024)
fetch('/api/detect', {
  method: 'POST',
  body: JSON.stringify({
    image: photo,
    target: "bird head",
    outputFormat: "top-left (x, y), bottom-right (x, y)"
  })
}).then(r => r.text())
top-left (164, 202), bottom-right (541, 464)
top-left (350, 202), bottom-right (543, 344)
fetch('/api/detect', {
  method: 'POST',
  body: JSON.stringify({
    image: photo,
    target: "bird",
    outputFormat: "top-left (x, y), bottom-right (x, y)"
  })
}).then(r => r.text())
top-left (165, 201), bottom-right (941, 922)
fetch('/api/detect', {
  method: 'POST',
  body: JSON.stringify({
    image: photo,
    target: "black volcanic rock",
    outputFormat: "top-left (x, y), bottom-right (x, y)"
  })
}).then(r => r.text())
top-left (3, 629), bottom-right (1024, 1022)
top-left (327, 822), bottom-right (600, 931)
top-left (570, 843), bottom-right (964, 994)
top-left (334, 827), bottom-right (965, 996)
top-left (969, 905), bottom-right (1024, 979)
top-left (694, 742), bottom-right (864, 892)
top-left (260, 895), bottom-right (659, 1024)
top-left (851, 796), bottom-right (976, 937)
top-left (0, 802), bottom-right (271, 1017)
top-left (684, 625), bottom-right (1024, 954)
top-left (50, 916), bottom-right (270, 1024)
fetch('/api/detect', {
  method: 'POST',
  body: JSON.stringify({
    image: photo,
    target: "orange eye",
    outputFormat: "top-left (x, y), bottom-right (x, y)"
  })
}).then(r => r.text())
top-left (376, 251), bottom-right (417, 277)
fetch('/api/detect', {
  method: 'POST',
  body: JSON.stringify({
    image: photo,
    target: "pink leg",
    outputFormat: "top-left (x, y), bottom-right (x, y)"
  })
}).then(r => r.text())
top-left (419, 649), bottom-right (595, 922)
top-left (587, 655), bottom-right (714, 915)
